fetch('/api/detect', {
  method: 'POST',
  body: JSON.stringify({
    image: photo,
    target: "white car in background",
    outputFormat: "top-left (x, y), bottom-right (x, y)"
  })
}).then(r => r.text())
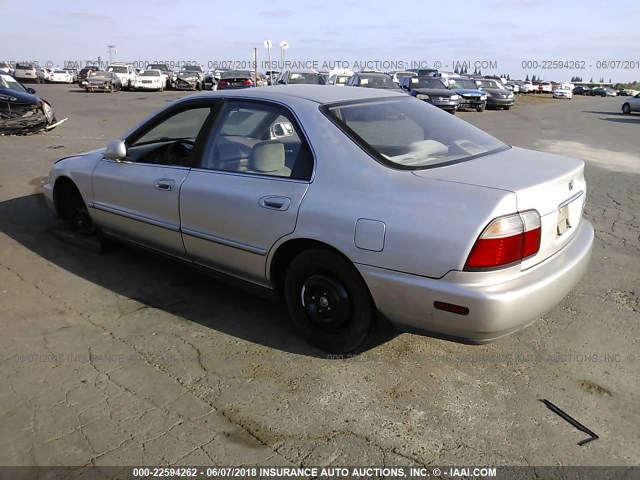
top-left (0, 61), bottom-right (13, 74)
top-left (521, 81), bottom-right (533, 92)
top-left (621, 93), bottom-right (640, 114)
top-left (51, 69), bottom-right (74, 83)
top-left (392, 71), bottom-right (417, 84)
top-left (539, 81), bottom-right (553, 94)
top-left (553, 83), bottom-right (573, 99)
top-left (132, 69), bottom-right (165, 91)
top-left (106, 63), bottom-right (137, 90)
top-left (327, 74), bottom-right (352, 86)
top-left (14, 63), bottom-right (38, 83)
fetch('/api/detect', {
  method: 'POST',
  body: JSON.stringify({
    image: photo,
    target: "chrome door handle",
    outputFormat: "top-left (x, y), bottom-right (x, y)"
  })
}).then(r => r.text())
top-left (259, 196), bottom-right (291, 211)
top-left (154, 179), bottom-right (175, 191)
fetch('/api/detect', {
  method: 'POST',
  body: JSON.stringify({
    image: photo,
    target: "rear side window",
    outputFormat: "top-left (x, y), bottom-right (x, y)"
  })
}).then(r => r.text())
top-left (200, 101), bottom-right (313, 180)
top-left (323, 97), bottom-right (507, 169)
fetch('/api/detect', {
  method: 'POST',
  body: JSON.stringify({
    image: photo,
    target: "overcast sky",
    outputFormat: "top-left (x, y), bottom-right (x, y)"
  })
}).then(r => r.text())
top-left (3, 0), bottom-right (639, 82)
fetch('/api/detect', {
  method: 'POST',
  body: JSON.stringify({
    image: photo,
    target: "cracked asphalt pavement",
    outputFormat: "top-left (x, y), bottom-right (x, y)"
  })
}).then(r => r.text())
top-left (0, 87), bottom-right (638, 467)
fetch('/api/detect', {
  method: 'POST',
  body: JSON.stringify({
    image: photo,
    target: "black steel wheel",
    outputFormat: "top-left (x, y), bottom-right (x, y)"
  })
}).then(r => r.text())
top-left (284, 249), bottom-right (374, 353)
top-left (69, 206), bottom-right (96, 235)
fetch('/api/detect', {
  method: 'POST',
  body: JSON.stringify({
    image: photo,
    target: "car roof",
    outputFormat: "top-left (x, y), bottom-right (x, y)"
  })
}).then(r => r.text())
top-left (185, 84), bottom-right (405, 104)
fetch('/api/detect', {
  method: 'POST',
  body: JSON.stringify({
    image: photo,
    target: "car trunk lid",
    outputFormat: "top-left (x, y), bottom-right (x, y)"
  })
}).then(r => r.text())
top-left (413, 146), bottom-right (586, 269)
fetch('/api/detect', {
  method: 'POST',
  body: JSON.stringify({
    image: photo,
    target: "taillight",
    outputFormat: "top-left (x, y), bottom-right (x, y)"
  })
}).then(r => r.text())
top-left (242, 78), bottom-right (253, 86)
top-left (218, 80), bottom-right (229, 87)
top-left (464, 210), bottom-right (541, 270)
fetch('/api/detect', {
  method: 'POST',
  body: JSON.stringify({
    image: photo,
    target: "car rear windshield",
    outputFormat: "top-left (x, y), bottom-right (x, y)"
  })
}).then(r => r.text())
top-left (141, 70), bottom-right (160, 76)
top-left (323, 97), bottom-right (507, 169)
top-left (221, 70), bottom-right (252, 79)
top-left (108, 66), bottom-right (128, 73)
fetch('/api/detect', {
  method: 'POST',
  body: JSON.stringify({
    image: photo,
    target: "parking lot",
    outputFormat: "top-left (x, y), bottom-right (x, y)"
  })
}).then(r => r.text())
top-left (0, 86), bottom-right (638, 467)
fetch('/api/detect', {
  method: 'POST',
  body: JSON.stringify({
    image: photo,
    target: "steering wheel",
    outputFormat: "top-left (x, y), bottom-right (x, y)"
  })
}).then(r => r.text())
top-left (162, 139), bottom-right (195, 166)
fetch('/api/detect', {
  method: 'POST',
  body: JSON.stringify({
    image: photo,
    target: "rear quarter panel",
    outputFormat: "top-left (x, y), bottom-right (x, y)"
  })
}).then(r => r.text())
top-left (270, 100), bottom-right (517, 279)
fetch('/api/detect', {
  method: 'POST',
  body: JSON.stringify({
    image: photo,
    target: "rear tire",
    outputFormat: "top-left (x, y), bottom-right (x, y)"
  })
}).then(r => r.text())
top-left (284, 249), bottom-right (374, 353)
top-left (622, 103), bottom-right (631, 114)
top-left (476, 106), bottom-right (485, 112)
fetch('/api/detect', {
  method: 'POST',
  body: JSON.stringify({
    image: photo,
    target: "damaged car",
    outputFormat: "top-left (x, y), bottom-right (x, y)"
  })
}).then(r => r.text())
top-left (174, 64), bottom-right (205, 91)
top-left (0, 73), bottom-right (65, 135)
top-left (85, 71), bottom-right (122, 93)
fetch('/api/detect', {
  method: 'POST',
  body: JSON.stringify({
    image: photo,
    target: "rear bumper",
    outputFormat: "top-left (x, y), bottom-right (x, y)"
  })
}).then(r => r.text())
top-left (357, 220), bottom-right (594, 343)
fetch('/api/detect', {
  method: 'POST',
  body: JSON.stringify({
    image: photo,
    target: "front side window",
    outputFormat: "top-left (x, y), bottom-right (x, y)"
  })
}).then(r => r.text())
top-left (124, 105), bottom-right (214, 166)
top-left (324, 97), bottom-right (507, 169)
top-left (200, 101), bottom-right (313, 180)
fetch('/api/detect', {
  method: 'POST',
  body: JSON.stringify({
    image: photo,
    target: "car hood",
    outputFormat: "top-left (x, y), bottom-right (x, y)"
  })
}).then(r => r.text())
top-left (55, 147), bottom-right (106, 164)
top-left (412, 88), bottom-right (455, 96)
top-left (480, 88), bottom-right (509, 95)
top-left (412, 146), bottom-right (584, 217)
top-left (0, 88), bottom-right (40, 105)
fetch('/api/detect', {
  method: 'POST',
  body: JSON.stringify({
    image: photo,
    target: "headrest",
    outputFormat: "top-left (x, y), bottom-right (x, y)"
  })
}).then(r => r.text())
top-left (251, 141), bottom-right (286, 172)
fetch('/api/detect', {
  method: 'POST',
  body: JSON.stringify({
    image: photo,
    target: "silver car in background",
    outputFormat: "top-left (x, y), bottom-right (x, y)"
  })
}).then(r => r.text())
top-left (44, 86), bottom-right (593, 353)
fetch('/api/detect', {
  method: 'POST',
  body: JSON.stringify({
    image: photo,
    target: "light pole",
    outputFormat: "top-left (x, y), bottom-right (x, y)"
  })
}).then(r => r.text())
top-left (279, 40), bottom-right (289, 72)
top-left (264, 40), bottom-right (272, 84)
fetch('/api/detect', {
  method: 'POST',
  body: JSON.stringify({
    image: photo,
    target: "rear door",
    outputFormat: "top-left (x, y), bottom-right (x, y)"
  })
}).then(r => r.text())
top-left (179, 99), bottom-right (314, 286)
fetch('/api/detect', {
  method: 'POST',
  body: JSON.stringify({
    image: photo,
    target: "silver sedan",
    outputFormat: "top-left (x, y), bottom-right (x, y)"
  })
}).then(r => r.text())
top-left (44, 85), bottom-right (594, 353)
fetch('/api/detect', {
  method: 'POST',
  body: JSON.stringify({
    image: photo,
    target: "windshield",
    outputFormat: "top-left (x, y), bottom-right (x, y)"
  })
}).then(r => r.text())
top-left (141, 70), bottom-right (161, 77)
top-left (359, 75), bottom-right (397, 88)
top-left (476, 79), bottom-right (505, 90)
top-left (182, 65), bottom-right (203, 73)
top-left (447, 78), bottom-right (478, 89)
top-left (0, 73), bottom-right (28, 93)
top-left (0, 62), bottom-right (9, 68)
top-left (410, 78), bottom-right (446, 89)
top-left (91, 71), bottom-right (111, 79)
top-left (147, 64), bottom-right (168, 71)
top-left (324, 97), bottom-right (506, 169)
top-left (54, 70), bottom-right (67, 74)
top-left (395, 72), bottom-right (415, 79)
top-left (221, 70), bottom-right (252, 79)
top-left (108, 66), bottom-right (128, 73)
top-left (287, 72), bottom-right (325, 84)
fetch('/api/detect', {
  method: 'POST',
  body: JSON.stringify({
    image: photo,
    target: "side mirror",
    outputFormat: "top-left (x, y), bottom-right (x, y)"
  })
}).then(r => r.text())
top-left (27, 88), bottom-right (36, 94)
top-left (104, 139), bottom-right (126, 161)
